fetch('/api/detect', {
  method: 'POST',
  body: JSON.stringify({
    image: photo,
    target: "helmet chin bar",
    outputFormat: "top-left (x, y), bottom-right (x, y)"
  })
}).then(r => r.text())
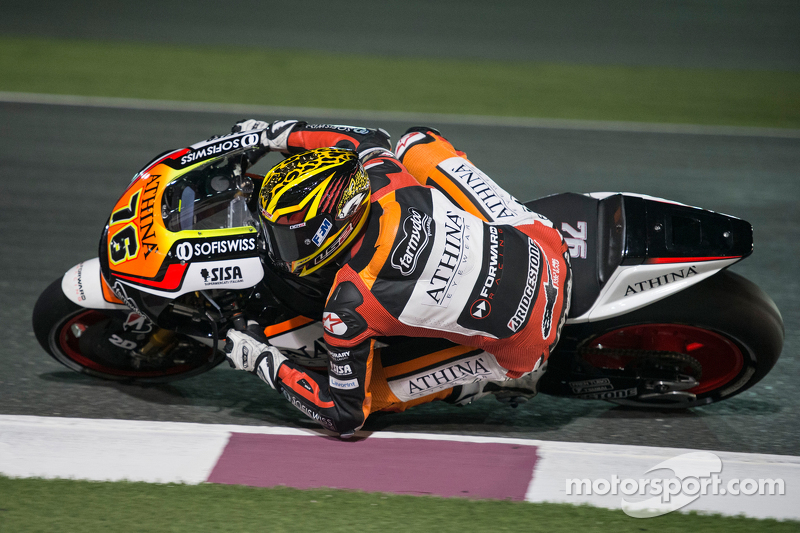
top-left (296, 202), bottom-right (370, 277)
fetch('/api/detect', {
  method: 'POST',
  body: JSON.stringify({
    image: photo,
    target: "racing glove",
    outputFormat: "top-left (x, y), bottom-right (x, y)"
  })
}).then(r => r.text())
top-left (224, 323), bottom-right (288, 390)
top-left (231, 119), bottom-right (299, 152)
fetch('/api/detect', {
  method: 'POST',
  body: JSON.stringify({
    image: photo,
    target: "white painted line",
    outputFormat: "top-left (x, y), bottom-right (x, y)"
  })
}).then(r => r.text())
top-left (1, 415), bottom-right (797, 520)
top-left (2, 91), bottom-right (799, 138)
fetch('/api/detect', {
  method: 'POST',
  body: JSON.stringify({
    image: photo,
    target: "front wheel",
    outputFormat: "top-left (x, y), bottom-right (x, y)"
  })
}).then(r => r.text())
top-left (32, 278), bottom-right (227, 384)
top-left (542, 271), bottom-right (784, 408)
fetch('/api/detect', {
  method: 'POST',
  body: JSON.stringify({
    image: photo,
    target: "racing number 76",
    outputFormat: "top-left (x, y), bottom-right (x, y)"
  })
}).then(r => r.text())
top-left (109, 191), bottom-right (141, 264)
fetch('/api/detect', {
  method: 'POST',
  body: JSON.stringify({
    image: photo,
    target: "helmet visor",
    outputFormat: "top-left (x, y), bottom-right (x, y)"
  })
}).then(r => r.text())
top-left (263, 214), bottom-right (337, 268)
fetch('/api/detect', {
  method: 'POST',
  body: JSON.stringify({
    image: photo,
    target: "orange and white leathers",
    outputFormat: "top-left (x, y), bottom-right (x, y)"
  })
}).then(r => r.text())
top-left (259, 123), bottom-right (570, 436)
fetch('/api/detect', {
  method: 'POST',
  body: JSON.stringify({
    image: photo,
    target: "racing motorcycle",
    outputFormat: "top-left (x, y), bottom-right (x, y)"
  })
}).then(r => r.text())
top-left (32, 132), bottom-right (785, 409)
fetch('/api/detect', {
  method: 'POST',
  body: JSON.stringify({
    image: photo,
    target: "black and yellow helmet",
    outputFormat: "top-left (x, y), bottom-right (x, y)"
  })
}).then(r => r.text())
top-left (258, 147), bottom-right (370, 276)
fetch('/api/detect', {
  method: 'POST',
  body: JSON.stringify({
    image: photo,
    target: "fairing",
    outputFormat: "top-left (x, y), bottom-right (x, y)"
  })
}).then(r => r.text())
top-left (99, 134), bottom-right (267, 321)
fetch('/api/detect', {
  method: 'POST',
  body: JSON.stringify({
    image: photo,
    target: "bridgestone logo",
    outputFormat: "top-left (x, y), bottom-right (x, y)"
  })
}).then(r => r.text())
top-left (508, 239), bottom-right (542, 332)
top-left (390, 208), bottom-right (432, 276)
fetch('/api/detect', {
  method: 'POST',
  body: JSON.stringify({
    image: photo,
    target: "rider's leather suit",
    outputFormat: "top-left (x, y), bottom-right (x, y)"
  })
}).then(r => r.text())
top-left (264, 123), bottom-right (571, 436)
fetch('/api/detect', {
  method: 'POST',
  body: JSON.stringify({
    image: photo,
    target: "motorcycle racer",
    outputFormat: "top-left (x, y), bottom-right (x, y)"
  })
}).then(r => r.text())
top-left (224, 120), bottom-right (571, 437)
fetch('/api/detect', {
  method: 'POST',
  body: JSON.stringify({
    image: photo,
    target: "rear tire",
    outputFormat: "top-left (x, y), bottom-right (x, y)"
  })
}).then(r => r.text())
top-left (32, 278), bottom-right (226, 384)
top-left (544, 270), bottom-right (784, 407)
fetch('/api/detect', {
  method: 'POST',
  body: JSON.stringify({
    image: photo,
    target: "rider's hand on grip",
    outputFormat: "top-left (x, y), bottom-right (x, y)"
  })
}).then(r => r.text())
top-left (224, 321), bottom-right (288, 389)
top-left (231, 119), bottom-right (269, 134)
top-left (230, 119), bottom-right (299, 153)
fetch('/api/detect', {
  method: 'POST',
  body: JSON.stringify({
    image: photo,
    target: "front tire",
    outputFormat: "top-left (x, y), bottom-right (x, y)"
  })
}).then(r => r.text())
top-left (544, 271), bottom-right (784, 408)
top-left (32, 278), bottom-right (226, 384)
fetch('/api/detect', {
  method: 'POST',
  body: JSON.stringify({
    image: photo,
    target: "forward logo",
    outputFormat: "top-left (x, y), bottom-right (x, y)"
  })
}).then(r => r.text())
top-left (470, 299), bottom-right (491, 319)
top-left (478, 225), bottom-right (503, 299)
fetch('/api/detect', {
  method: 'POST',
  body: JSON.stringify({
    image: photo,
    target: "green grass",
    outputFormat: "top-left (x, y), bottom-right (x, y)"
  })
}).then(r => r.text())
top-left (0, 476), bottom-right (796, 533)
top-left (1, 37), bottom-right (798, 128)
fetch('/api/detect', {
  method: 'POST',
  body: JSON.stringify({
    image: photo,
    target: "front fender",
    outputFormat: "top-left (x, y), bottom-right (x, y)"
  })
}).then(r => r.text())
top-left (61, 258), bottom-right (128, 310)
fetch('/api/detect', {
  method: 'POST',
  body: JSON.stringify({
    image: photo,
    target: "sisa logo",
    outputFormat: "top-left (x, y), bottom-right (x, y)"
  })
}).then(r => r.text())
top-left (200, 266), bottom-right (243, 285)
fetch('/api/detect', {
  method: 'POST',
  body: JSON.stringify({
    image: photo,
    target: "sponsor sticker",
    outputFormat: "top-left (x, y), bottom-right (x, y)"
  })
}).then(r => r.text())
top-left (312, 219), bottom-right (333, 247)
top-left (570, 378), bottom-right (613, 394)
top-left (329, 350), bottom-right (351, 362)
top-left (478, 225), bottom-right (503, 299)
top-left (425, 211), bottom-right (467, 307)
top-left (507, 239), bottom-right (543, 332)
top-left (72, 262), bottom-right (87, 302)
top-left (395, 131), bottom-right (426, 159)
top-left (200, 265), bottom-right (244, 286)
top-left (305, 124), bottom-right (370, 135)
top-left (577, 387), bottom-right (638, 400)
top-left (330, 376), bottom-right (359, 390)
top-left (390, 207), bottom-right (433, 276)
top-left (123, 312), bottom-right (152, 333)
top-left (312, 222), bottom-right (354, 266)
top-left (470, 299), bottom-right (491, 319)
top-left (541, 256), bottom-right (560, 339)
top-left (439, 158), bottom-right (516, 219)
top-left (179, 132), bottom-right (259, 166)
top-left (329, 362), bottom-right (353, 376)
top-left (388, 352), bottom-right (508, 401)
top-left (322, 312), bottom-right (348, 336)
top-left (624, 266), bottom-right (698, 296)
top-left (174, 237), bottom-right (257, 262)
top-left (112, 281), bottom-right (145, 316)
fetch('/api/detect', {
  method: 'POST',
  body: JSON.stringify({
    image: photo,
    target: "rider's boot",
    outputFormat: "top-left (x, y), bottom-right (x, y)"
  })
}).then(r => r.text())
top-left (448, 363), bottom-right (546, 408)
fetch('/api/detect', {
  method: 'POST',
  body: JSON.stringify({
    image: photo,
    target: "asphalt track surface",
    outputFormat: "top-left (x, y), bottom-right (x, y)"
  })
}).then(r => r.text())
top-left (1, 101), bottom-right (798, 455)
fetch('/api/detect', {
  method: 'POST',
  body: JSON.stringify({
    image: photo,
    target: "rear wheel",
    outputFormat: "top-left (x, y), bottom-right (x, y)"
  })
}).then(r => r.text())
top-left (544, 271), bottom-right (784, 407)
top-left (32, 278), bottom-right (226, 383)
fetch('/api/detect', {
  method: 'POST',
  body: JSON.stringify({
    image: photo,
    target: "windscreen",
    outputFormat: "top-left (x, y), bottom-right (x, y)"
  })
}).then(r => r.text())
top-left (162, 157), bottom-right (258, 232)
